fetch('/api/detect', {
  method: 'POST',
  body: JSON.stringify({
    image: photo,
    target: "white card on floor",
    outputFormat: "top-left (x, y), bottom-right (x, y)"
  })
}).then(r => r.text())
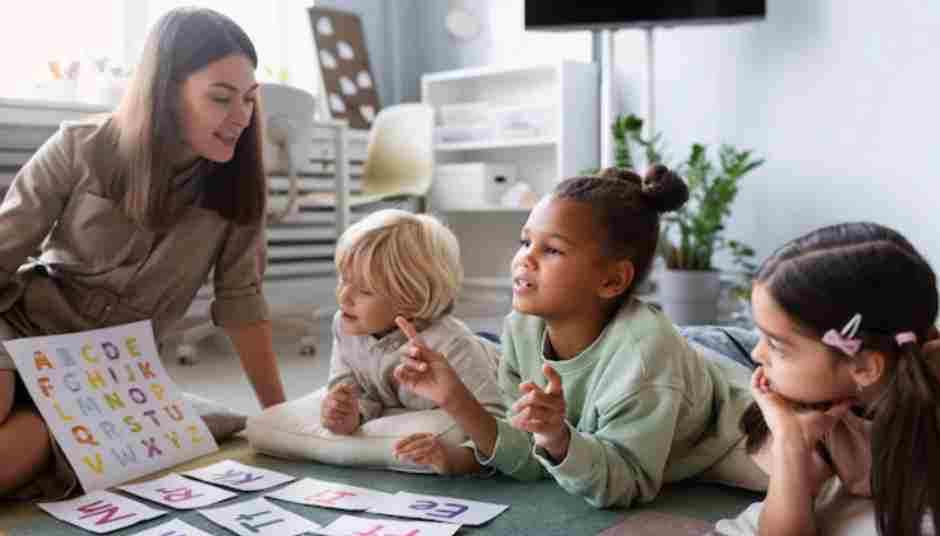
top-left (131, 518), bottom-right (215, 536)
top-left (323, 514), bottom-right (460, 536)
top-left (198, 497), bottom-right (323, 536)
top-left (39, 490), bottom-right (166, 533)
top-left (119, 473), bottom-right (238, 509)
top-left (183, 459), bottom-right (295, 491)
top-left (265, 478), bottom-right (392, 511)
top-left (367, 491), bottom-right (507, 526)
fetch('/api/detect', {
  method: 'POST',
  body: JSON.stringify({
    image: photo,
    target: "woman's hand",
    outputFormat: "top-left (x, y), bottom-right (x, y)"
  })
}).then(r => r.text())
top-left (394, 433), bottom-right (451, 474)
top-left (320, 383), bottom-right (361, 435)
top-left (510, 364), bottom-right (570, 462)
top-left (393, 317), bottom-right (465, 408)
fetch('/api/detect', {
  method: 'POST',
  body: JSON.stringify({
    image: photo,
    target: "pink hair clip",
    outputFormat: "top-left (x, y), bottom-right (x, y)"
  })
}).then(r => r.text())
top-left (822, 313), bottom-right (863, 356)
top-left (895, 332), bottom-right (917, 346)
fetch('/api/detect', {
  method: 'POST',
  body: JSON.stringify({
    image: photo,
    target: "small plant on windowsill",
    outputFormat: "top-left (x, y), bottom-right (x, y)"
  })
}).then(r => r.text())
top-left (614, 113), bottom-right (764, 324)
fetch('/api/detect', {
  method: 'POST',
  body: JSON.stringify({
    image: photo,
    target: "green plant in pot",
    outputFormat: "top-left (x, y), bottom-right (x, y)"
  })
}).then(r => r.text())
top-left (613, 114), bottom-right (764, 324)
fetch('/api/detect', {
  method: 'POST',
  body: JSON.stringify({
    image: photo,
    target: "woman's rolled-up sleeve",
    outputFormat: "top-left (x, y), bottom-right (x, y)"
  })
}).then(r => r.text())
top-left (210, 218), bottom-right (270, 327)
top-left (0, 127), bottom-right (76, 288)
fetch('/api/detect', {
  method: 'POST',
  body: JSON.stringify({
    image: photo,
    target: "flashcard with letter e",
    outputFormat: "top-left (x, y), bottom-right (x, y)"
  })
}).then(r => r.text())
top-left (198, 497), bottom-right (323, 536)
top-left (38, 490), bottom-right (166, 533)
top-left (4, 320), bottom-right (218, 491)
top-left (130, 518), bottom-right (215, 536)
top-left (323, 514), bottom-right (461, 536)
top-left (265, 477), bottom-right (392, 511)
top-left (367, 491), bottom-right (508, 526)
top-left (119, 473), bottom-right (238, 509)
top-left (183, 459), bottom-right (295, 491)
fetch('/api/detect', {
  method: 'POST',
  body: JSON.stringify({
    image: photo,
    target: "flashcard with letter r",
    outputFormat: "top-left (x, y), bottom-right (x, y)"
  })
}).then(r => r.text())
top-left (119, 473), bottom-right (238, 509)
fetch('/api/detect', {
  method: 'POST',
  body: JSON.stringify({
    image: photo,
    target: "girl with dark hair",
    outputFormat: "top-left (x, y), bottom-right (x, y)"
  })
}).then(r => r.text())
top-left (0, 7), bottom-right (285, 499)
top-left (392, 166), bottom-right (766, 507)
top-left (715, 222), bottom-right (939, 536)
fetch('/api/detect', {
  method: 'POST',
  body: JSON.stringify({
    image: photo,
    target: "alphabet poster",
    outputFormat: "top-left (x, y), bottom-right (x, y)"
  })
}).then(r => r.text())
top-left (4, 320), bottom-right (218, 492)
top-left (38, 490), bottom-right (166, 533)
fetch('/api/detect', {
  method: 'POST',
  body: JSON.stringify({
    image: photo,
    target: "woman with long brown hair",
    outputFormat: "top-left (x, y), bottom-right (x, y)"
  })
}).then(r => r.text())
top-left (0, 7), bottom-right (285, 499)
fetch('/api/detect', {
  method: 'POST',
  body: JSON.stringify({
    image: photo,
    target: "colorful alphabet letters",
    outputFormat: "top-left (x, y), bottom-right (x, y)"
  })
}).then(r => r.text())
top-left (367, 492), bottom-right (508, 526)
top-left (322, 514), bottom-right (461, 536)
top-left (119, 473), bottom-right (238, 509)
top-left (265, 477), bottom-right (393, 511)
top-left (130, 518), bottom-right (215, 536)
top-left (183, 460), bottom-right (296, 491)
top-left (38, 490), bottom-right (166, 533)
top-left (198, 497), bottom-right (323, 536)
top-left (5, 321), bottom-right (218, 491)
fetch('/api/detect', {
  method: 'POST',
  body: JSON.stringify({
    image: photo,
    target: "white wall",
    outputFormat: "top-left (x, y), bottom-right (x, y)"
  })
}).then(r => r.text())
top-left (408, 0), bottom-right (940, 270)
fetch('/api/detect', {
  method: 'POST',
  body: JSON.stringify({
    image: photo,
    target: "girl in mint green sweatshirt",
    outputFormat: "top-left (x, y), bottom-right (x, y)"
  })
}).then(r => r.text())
top-left (393, 166), bottom-right (763, 508)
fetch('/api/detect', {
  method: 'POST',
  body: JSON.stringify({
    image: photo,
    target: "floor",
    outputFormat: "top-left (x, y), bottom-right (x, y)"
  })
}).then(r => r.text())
top-left (163, 299), bottom-right (509, 417)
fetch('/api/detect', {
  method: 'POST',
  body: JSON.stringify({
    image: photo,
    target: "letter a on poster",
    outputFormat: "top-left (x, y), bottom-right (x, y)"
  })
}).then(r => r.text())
top-left (4, 321), bottom-right (218, 491)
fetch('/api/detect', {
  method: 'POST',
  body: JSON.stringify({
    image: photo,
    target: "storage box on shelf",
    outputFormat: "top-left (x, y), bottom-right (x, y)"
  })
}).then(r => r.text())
top-left (421, 62), bottom-right (599, 292)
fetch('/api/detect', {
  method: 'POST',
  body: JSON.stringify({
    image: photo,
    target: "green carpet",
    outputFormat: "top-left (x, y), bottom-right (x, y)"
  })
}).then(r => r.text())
top-left (2, 439), bottom-right (761, 535)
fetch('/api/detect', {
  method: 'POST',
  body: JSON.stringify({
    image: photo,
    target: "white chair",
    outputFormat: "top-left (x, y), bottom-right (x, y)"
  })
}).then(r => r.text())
top-left (301, 102), bottom-right (434, 216)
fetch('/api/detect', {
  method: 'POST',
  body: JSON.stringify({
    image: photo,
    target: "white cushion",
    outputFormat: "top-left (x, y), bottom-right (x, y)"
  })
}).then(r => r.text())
top-left (245, 387), bottom-right (467, 473)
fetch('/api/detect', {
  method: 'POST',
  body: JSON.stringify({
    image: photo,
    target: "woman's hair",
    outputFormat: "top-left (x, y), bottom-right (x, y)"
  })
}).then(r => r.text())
top-left (112, 7), bottom-right (266, 228)
top-left (744, 221), bottom-right (940, 536)
top-left (553, 165), bottom-right (688, 302)
top-left (335, 209), bottom-right (463, 322)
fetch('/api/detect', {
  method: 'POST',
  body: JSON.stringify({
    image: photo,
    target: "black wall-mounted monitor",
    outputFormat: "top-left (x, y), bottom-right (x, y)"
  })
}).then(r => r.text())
top-left (525, 2), bottom-right (767, 31)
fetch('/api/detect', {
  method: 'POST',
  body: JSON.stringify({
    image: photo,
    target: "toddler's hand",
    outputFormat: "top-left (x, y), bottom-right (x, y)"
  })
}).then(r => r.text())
top-left (320, 383), bottom-right (361, 435)
top-left (393, 316), bottom-right (464, 407)
top-left (394, 433), bottom-right (451, 474)
top-left (510, 363), bottom-right (570, 462)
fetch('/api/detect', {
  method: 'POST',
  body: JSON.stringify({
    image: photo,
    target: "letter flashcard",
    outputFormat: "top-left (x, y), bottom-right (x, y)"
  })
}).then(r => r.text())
top-left (183, 459), bottom-right (296, 491)
top-left (323, 514), bottom-right (461, 536)
top-left (119, 473), bottom-right (238, 509)
top-left (130, 518), bottom-right (215, 536)
top-left (198, 497), bottom-right (323, 536)
top-left (39, 490), bottom-right (166, 533)
top-left (367, 492), bottom-right (508, 526)
top-left (265, 477), bottom-right (392, 511)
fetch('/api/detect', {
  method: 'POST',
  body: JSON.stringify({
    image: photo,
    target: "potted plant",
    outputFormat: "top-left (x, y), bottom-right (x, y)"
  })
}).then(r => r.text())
top-left (613, 114), bottom-right (763, 324)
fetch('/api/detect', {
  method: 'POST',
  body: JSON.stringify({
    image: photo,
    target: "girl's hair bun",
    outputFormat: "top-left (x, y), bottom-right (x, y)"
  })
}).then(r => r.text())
top-left (640, 164), bottom-right (689, 213)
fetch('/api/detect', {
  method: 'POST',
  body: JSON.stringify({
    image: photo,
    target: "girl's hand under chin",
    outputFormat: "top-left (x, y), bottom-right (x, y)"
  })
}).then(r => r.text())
top-left (751, 367), bottom-right (854, 452)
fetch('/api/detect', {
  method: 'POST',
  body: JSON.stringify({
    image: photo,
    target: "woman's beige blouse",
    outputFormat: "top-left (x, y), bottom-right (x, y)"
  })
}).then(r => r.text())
top-left (0, 118), bottom-right (269, 368)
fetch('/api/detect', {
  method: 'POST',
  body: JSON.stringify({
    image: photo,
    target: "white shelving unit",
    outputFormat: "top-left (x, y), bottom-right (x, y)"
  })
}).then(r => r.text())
top-left (420, 62), bottom-right (599, 293)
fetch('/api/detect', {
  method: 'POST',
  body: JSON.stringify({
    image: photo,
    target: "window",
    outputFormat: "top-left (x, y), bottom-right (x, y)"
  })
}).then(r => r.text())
top-left (0, 0), bottom-right (311, 103)
top-left (0, 0), bottom-right (127, 100)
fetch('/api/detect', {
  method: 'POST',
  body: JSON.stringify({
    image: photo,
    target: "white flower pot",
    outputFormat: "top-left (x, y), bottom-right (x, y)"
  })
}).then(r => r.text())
top-left (657, 269), bottom-right (721, 325)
